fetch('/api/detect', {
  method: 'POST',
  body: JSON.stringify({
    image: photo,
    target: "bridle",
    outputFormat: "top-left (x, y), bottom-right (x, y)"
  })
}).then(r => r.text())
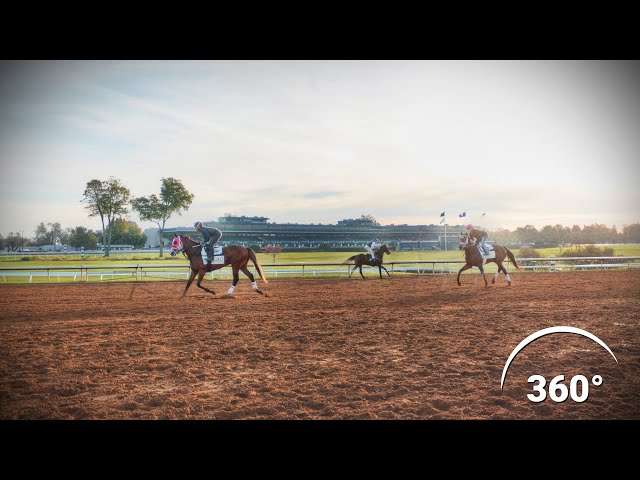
top-left (459, 233), bottom-right (471, 250)
top-left (170, 236), bottom-right (184, 257)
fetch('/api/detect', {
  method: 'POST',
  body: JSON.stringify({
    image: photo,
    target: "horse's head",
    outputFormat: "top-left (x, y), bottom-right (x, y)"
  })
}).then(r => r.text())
top-left (459, 233), bottom-right (470, 251)
top-left (170, 234), bottom-right (184, 256)
top-left (379, 243), bottom-right (391, 255)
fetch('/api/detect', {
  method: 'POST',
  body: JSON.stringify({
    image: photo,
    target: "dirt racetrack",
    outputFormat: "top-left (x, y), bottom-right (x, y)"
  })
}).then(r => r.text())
top-left (1, 270), bottom-right (638, 419)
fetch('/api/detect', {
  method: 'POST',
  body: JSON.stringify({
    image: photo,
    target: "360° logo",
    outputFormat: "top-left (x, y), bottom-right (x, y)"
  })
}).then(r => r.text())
top-left (501, 326), bottom-right (618, 403)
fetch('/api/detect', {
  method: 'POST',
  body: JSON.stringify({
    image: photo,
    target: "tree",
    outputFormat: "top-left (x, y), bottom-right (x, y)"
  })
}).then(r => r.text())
top-left (360, 214), bottom-right (379, 225)
top-left (622, 223), bottom-right (640, 243)
top-left (34, 222), bottom-right (64, 248)
top-left (263, 244), bottom-right (283, 262)
top-left (0, 234), bottom-right (4, 251)
top-left (82, 177), bottom-right (131, 256)
top-left (514, 225), bottom-right (540, 244)
top-left (68, 226), bottom-right (98, 250)
top-left (568, 225), bottom-right (583, 246)
top-left (106, 219), bottom-right (147, 248)
top-left (581, 223), bottom-right (618, 244)
top-left (131, 177), bottom-right (194, 257)
top-left (4, 232), bottom-right (25, 251)
top-left (492, 228), bottom-right (515, 245)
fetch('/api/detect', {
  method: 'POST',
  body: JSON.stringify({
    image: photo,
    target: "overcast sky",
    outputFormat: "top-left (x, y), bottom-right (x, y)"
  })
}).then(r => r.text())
top-left (0, 60), bottom-right (638, 236)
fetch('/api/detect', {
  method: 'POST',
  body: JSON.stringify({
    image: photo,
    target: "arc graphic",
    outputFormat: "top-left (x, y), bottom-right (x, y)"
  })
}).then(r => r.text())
top-left (500, 326), bottom-right (618, 389)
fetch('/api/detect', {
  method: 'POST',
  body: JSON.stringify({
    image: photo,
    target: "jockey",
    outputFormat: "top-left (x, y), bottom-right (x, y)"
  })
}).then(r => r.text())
top-left (364, 237), bottom-right (380, 263)
top-left (466, 224), bottom-right (490, 263)
top-left (194, 221), bottom-right (222, 266)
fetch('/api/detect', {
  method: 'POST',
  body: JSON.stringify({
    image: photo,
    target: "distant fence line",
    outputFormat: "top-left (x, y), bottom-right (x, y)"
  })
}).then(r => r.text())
top-left (1, 257), bottom-right (639, 284)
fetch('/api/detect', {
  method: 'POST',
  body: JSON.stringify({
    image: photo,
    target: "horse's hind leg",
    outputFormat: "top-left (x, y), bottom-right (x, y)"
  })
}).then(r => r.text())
top-left (492, 262), bottom-right (501, 284)
top-left (493, 262), bottom-right (508, 285)
top-left (241, 265), bottom-right (264, 295)
top-left (350, 264), bottom-right (359, 278)
top-left (499, 263), bottom-right (512, 286)
top-left (478, 265), bottom-right (487, 287)
top-left (225, 268), bottom-right (240, 296)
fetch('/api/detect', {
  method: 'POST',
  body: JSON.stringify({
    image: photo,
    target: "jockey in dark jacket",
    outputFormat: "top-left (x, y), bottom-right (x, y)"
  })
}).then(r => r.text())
top-left (466, 224), bottom-right (490, 263)
top-left (194, 221), bottom-right (222, 266)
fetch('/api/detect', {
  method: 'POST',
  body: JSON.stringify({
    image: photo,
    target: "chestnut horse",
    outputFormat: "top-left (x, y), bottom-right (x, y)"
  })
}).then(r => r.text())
top-left (343, 244), bottom-right (392, 279)
top-left (170, 234), bottom-right (267, 297)
top-left (457, 233), bottom-right (519, 287)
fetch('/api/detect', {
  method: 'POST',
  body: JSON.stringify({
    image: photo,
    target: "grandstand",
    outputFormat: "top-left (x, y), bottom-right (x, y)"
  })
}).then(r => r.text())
top-left (159, 215), bottom-right (463, 250)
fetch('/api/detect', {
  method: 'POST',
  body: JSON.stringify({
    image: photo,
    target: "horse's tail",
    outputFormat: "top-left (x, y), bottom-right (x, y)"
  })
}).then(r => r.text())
top-left (342, 255), bottom-right (359, 265)
top-left (505, 247), bottom-right (520, 269)
top-left (247, 248), bottom-right (268, 283)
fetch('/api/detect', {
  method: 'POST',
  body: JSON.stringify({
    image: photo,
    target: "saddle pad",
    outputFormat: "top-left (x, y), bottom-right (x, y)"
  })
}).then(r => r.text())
top-left (202, 247), bottom-right (224, 264)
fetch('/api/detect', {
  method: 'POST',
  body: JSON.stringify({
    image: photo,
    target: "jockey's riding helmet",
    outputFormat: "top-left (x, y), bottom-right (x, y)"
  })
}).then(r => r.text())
top-left (466, 224), bottom-right (473, 230)
top-left (194, 221), bottom-right (202, 229)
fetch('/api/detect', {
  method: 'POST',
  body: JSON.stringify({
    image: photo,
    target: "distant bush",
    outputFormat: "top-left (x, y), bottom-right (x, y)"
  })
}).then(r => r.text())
top-left (560, 245), bottom-right (614, 257)
top-left (517, 246), bottom-right (540, 266)
top-left (318, 243), bottom-right (332, 251)
top-left (21, 256), bottom-right (32, 261)
top-left (249, 244), bottom-right (262, 253)
top-left (560, 245), bottom-right (618, 264)
top-left (518, 246), bottom-right (541, 258)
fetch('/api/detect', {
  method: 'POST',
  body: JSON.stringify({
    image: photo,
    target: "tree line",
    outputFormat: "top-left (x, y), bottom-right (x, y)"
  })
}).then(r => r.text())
top-left (0, 219), bottom-right (148, 252)
top-left (0, 177), bottom-right (194, 257)
top-left (490, 223), bottom-right (640, 246)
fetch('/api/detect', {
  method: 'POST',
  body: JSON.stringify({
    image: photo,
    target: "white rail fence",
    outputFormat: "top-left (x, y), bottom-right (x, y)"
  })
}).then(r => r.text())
top-left (1, 257), bottom-right (639, 283)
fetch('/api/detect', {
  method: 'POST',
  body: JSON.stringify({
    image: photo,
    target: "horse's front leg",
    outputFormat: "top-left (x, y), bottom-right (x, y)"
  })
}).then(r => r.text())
top-left (181, 269), bottom-right (197, 298)
top-left (359, 265), bottom-right (365, 280)
top-left (381, 265), bottom-right (390, 277)
top-left (457, 264), bottom-right (471, 286)
top-left (196, 269), bottom-right (216, 295)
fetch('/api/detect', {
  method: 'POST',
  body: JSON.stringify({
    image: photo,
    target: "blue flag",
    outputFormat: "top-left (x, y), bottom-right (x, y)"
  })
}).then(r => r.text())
top-left (459, 212), bottom-right (466, 218)
top-left (440, 212), bottom-right (445, 224)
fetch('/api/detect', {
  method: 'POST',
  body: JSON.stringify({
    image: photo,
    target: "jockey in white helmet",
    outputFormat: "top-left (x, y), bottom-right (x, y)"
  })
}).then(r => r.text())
top-left (364, 237), bottom-right (380, 263)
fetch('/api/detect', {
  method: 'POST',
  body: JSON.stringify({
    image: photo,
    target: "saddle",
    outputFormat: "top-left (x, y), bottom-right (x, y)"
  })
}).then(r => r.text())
top-left (202, 246), bottom-right (224, 265)
top-left (478, 245), bottom-right (496, 259)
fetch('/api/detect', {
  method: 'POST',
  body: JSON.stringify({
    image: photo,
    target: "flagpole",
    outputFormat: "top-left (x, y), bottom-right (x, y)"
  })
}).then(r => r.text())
top-left (445, 222), bottom-right (447, 251)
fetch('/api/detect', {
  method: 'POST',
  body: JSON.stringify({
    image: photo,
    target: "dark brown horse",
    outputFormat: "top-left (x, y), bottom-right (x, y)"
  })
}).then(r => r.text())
top-left (457, 233), bottom-right (519, 287)
top-left (344, 244), bottom-right (392, 279)
top-left (170, 234), bottom-right (267, 297)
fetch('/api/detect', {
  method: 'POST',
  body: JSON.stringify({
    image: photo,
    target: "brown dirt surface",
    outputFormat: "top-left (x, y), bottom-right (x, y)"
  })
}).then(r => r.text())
top-left (1, 270), bottom-right (638, 419)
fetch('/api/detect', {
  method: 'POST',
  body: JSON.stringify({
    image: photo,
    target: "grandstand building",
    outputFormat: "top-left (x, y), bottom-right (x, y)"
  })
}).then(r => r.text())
top-left (161, 215), bottom-right (463, 250)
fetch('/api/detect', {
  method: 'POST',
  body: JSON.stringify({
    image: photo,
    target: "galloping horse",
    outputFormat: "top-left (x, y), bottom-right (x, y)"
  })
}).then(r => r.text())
top-left (457, 233), bottom-right (519, 287)
top-left (344, 244), bottom-right (392, 279)
top-left (170, 234), bottom-right (267, 297)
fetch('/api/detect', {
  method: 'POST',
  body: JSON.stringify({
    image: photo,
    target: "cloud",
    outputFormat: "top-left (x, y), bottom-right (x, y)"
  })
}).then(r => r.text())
top-left (1, 60), bottom-right (639, 235)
